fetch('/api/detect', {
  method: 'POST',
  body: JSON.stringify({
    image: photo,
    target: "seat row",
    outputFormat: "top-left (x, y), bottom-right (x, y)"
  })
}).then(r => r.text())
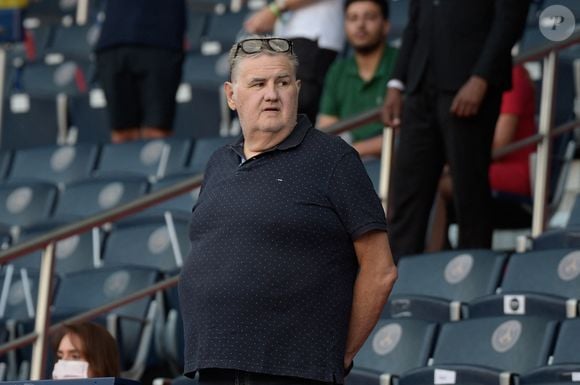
top-left (352, 315), bottom-right (580, 385)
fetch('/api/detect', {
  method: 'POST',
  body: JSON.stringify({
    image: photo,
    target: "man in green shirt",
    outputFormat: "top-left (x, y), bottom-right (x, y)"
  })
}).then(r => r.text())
top-left (317, 0), bottom-right (396, 158)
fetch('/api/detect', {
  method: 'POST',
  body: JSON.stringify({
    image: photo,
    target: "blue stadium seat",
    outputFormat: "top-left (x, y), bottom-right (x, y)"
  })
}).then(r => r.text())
top-left (7, 144), bottom-right (98, 185)
top-left (14, 224), bottom-right (102, 275)
top-left (0, 150), bottom-right (11, 180)
top-left (1, 95), bottom-right (60, 150)
top-left (184, 11), bottom-right (208, 53)
top-left (173, 82), bottom-right (226, 139)
top-left (53, 265), bottom-right (161, 380)
top-left (387, 0), bottom-right (409, 45)
top-left (44, 23), bottom-right (100, 60)
top-left (384, 249), bottom-right (507, 321)
top-left (530, 227), bottom-right (580, 250)
top-left (519, 318), bottom-right (580, 384)
top-left (349, 318), bottom-right (438, 385)
top-left (467, 249), bottom-right (580, 319)
top-left (52, 176), bottom-right (149, 220)
top-left (182, 53), bottom-right (229, 88)
top-left (67, 90), bottom-right (111, 144)
top-left (188, 136), bottom-right (234, 174)
top-left (0, 228), bottom-right (10, 251)
top-left (0, 181), bottom-right (57, 228)
top-left (202, 11), bottom-right (248, 52)
top-left (103, 215), bottom-right (190, 273)
top-left (566, 194), bottom-right (580, 228)
top-left (97, 139), bottom-right (192, 180)
top-left (398, 316), bottom-right (558, 385)
top-left (148, 173), bottom-right (200, 216)
top-left (163, 285), bottom-right (184, 376)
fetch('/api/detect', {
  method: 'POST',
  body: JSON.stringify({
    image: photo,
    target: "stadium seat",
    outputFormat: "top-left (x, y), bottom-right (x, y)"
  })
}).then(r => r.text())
top-left (44, 23), bottom-right (100, 60)
top-left (0, 150), bottom-right (11, 180)
top-left (398, 316), bottom-right (558, 385)
top-left (184, 11), bottom-right (208, 53)
top-left (384, 249), bottom-right (507, 321)
top-left (103, 215), bottom-right (190, 273)
top-left (187, 136), bottom-right (234, 174)
top-left (52, 176), bottom-right (149, 220)
top-left (97, 139), bottom-right (192, 181)
top-left (7, 143), bottom-right (98, 185)
top-left (14, 224), bottom-right (102, 275)
top-left (349, 318), bottom-right (438, 385)
top-left (566, 193), bottom-right (580, 228)
top-left (467, 249), bottom-right (580, 319)
top-left (173, 82), bottom-right (228, 139)
top-left (148, 174), bottom-right (200, 216)
top-left (67, 90), bottom-right (111, 144)
top-left (0, 228), bottom-right (10, 251)
top-left (1, 94), bottom-right (60, 150)
top-left (202, 11), bottom-right (249, 53)
top-left (0, 181), bottom-right (58, 228)
top-left (182, 53), bottom-right (229, 88)
top-left (52, 265), bottom-right (161, 380)
top-left (530, 227), bottom-right (580, 250)
top-left (162, 285), bottom-right (184, 376)
top-left (520, 318), bottom-right (580, 384)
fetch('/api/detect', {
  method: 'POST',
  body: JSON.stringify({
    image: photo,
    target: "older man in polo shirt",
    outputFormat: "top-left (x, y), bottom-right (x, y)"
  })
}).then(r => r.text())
top-left (178, 37), bottom-right (397, 385)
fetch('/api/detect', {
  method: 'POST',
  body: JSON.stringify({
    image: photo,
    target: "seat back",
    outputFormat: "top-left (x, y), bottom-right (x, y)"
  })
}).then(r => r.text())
top-left (53, 176), bottom-right (149, 219)
top-left (355, 318), bottom-right (437, 375)
top-left (0, 181), bottom-right (57, 227)
top-left (188, 136), bottom-right (233, 174)
top-left (8, 144), bottom-right (98, 185)
top-left (551, 318), bottom-right (580, 364)
top-left (433, 316), bottom-right (557, 374)
top-left (103, 215), bottom-right (190, 273)
top-left (97, 139), bottom-right (192, 180)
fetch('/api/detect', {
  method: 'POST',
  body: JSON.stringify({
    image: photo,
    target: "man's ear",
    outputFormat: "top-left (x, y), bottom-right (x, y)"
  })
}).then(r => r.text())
top-left (224, 82), bottom-right (236, 110)
top-left (383, 20), bottom-right (391, 37)
top-left (296, 79), bottom-right (301, 92)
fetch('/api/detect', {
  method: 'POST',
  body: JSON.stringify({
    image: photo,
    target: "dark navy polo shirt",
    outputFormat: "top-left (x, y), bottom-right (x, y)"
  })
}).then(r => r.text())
top-left (178, 115), bottom-right (387, 384)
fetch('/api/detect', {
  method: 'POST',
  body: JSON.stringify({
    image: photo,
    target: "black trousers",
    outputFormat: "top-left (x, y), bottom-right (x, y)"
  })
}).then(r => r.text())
top-left (291, 38), bottom-right (338, 124)
top-left (388, 82), bottom-right (502, 261)
top-left (198, 369), bottom-right (333, 385)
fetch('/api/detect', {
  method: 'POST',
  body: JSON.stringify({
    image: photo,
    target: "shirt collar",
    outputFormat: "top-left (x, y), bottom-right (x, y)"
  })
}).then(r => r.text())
top-left (230, 114), bottom-right (312, 158)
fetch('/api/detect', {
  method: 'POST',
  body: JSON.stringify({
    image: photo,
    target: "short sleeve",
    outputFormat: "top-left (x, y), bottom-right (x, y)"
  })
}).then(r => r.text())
top-left (318, 62), bottom-right (341, 117)
top-left (326, 150), bottom-right (388, 239)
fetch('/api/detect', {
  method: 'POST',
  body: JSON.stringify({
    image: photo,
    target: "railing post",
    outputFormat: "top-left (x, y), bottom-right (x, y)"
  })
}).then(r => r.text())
top-left (379, 126), bottom-right (395, 214)
top-left (30, 242), bottom-right (57, 380)
top-left (532, 50), bottom-right (558, 237)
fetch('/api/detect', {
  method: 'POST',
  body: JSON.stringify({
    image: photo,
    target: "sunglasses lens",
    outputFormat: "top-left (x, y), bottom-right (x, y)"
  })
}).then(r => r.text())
top-left (268, 38), bottom-right (290, 52)
top-left (241, 39), bottom-right (264, 54)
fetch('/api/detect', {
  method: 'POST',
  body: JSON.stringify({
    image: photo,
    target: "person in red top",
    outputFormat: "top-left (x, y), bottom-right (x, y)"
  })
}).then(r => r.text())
top-left (428, 64), bottom-right (536, 251)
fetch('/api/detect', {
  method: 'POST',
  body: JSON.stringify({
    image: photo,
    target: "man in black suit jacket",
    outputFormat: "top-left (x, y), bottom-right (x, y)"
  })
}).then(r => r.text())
top-left (382, 0), bottom-right (530, 260)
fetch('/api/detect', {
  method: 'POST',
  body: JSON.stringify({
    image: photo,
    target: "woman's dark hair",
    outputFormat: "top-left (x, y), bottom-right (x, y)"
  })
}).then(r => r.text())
top-left (52, 322), bottom-right (121, 378)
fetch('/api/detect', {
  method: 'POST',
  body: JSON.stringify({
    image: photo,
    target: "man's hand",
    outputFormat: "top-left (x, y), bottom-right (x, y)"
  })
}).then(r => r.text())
top-left (381, 87), bottom-right (403, 129)
top-left (450, 75), bottom-right (488, 118)
top-left (244, 8), bottom-right (277, 34)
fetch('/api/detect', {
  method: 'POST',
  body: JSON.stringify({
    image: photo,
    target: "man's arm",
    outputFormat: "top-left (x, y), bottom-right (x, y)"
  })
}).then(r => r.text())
top-left (344, 230), bottom-right (397, 369)
top-left (316, 114), bottom-right (339, 129)
top-left (244, 0), bottom-right (321, 33)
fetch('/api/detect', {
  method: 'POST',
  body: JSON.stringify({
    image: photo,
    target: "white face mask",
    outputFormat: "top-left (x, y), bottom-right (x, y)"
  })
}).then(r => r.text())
top-left (52, 359), bottom-right (89, 379)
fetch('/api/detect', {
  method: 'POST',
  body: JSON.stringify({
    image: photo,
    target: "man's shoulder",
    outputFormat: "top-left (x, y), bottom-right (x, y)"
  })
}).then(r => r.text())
top-left (326, 56), bottom-right (357, 79)
top-left (305, 127), bottom-right (357, 158)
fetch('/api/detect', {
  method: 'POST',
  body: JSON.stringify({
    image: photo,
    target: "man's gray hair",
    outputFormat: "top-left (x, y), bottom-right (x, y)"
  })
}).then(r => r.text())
top-left (228, 35), bottom-right (299, 81)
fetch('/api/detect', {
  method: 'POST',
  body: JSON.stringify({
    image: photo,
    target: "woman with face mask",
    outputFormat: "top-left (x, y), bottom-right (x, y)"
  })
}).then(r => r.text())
top-left (52, 322), bottom-right (121, 379)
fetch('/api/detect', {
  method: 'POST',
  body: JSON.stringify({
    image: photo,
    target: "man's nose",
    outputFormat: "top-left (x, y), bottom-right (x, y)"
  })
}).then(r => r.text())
top-left (264, 82), bottom-right (279, 100)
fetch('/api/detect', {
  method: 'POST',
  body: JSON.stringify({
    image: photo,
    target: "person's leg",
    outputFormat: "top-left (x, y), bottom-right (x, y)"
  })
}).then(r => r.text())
top-left (291, 38), bottom-right (337, 123)
top-left (96, 47), bottom-right (141, 143)
top-left (438, 90), bottom-right (501, 249)
top-left (388, 88), bottom-right (446, 261)
top-left (134, 46), bottom-right (184, 139)
top-left (425, 170), bottom-right (453, 252)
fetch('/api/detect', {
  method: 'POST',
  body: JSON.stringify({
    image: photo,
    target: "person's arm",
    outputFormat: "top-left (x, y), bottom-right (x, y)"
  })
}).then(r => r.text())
top-left (352, 135), bottom-right (383, 158)
top-left (244, 0), bottom-right (322, 33)
top-left (344, 230), bottom-right (397, 369)
top-left (316, 114), bottom-right (339, 129)
top-left (493, 114), bottom-right (519, 150)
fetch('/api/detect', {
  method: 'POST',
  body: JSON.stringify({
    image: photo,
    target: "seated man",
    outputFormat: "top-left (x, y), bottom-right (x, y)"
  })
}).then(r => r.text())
top-left (317, 0), bottom-right (397, 158)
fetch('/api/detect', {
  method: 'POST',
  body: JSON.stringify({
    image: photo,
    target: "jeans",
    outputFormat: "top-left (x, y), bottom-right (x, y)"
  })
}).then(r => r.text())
top-left (198, 369), bottom-right (334, 385)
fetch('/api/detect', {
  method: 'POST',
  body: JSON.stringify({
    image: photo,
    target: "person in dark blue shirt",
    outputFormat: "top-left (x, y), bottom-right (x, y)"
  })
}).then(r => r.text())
top-left (178, 37), bottom-right (397, 385)
top-left (95, 0), bottom-right (186, 143)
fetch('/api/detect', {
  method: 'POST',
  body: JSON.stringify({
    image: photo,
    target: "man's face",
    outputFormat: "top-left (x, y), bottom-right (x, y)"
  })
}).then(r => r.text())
top-left (345, 1), bottom-right (389, 53)
top-left (225, 54), bottom-right (300, 136)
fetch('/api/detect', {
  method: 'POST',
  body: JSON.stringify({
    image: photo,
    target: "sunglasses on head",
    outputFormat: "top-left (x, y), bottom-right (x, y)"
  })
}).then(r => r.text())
top-left (233, 38), bottom-right (294, 58)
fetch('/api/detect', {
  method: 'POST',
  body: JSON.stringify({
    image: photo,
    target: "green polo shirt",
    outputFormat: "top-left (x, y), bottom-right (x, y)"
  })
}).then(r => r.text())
top-left (319, 46), bottom-right (398, 142)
